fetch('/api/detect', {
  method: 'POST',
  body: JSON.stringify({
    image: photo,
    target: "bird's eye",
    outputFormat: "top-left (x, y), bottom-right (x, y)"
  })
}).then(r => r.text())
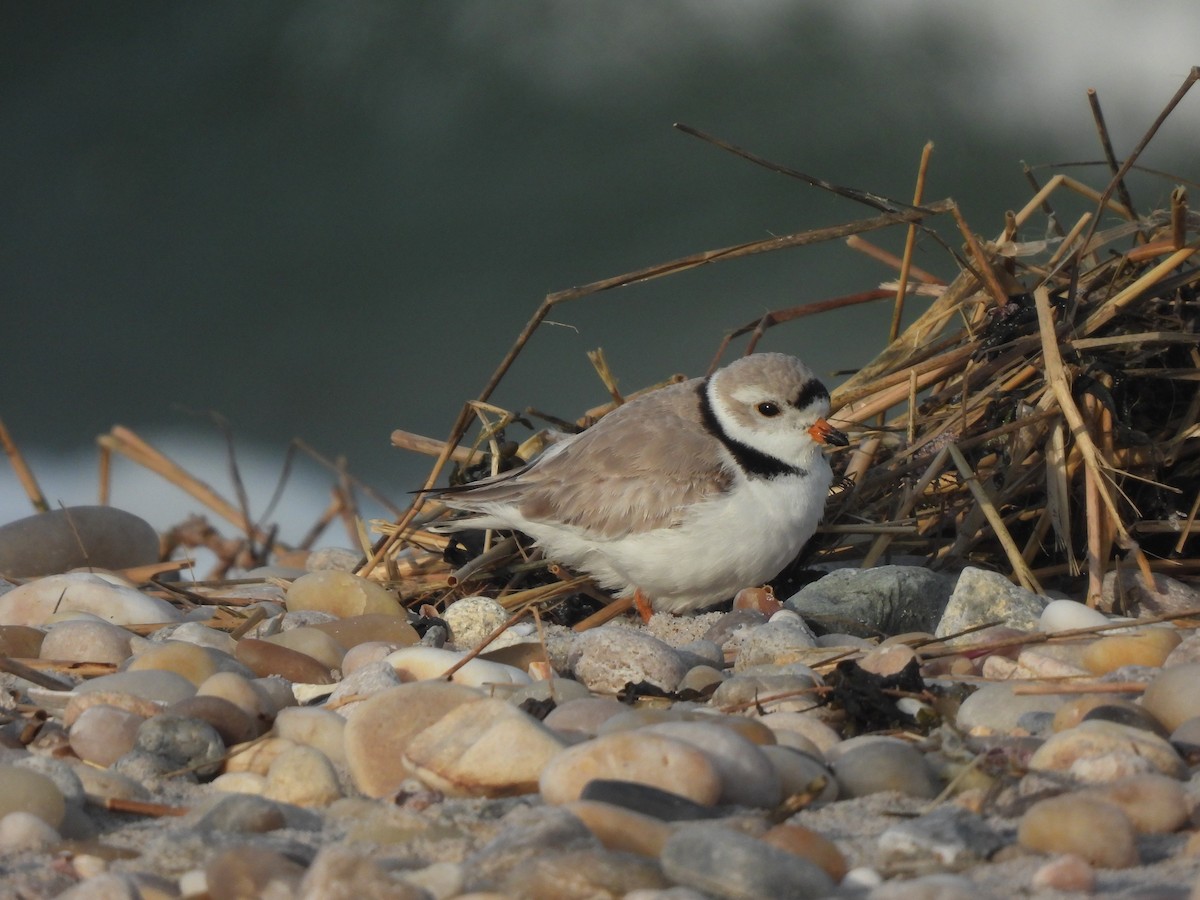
top-left (756, 401), bottom-right (781, 417)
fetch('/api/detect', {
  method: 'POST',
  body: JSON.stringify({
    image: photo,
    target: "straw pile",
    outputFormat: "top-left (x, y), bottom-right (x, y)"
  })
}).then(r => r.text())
top-left (363, 70), bottom-right (1200, 622)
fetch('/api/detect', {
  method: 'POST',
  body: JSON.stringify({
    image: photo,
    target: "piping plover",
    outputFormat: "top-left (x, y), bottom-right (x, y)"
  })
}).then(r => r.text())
top-left (432, 352), bottom-right (848, 613)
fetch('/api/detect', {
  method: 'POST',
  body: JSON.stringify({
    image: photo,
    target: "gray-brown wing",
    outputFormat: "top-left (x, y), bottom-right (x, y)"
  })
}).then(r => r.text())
top-left (437, 379), bottom-right (733, 539)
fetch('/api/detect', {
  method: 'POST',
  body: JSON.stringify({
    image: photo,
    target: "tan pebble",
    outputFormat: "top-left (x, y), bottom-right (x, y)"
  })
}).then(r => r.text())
top-left (273, 706), bottom-right (347, 767)
top-left (264, 626), bottom-right (346, 670)
top-left (1031, 853), bottom-right (1096, 892)
top-left (125, 640), bottom-right (223, 687)
top-left (196, 671), bottom-right (276, 723)
top-left (298, 844), bottom-right (425, 899)
top-left (0, 766), bottom-right (66, 828)
top-left (235, 637), bottom-right (333, 684)
top-left (341, 640), bottom-right (402, 675)
top-left (1082, 774), bottom-right (1189, 833)
top-left (223, 737), bottom-right (297, 776)
top-left (286, 570), bottom-right (402, 617)
top-left (1014, 648), bottom-right (1090, 678)
top-left (858, 644), bottom-right (916, 678)
top-left (205, 846), bottom-right (305, 898)
top-left (542, 696), bottom-right (626, 738)
top-left (1053, 694), bottom-right (1129, 732)
top-left (1028, 719), bottom-right (1186, 780)
top-left (1183, 830), bottom-right (1200, 856)
top-left (0, 624), bottom-right (45, 657)
top-left (343, 681), bottom-right (483, 798)
top-left (1142, 663), bottom-right (1200, 732)
top-left (210, 771), bottom-right (267, 795)
top-left (540, 732), bottom-right (722, 806)
top-left (733, 586), bottom-right (782, 615)
top-left (761, 745), bottom-right (838, 804)
top-left (762, 823), bottom-right (847, 883)
top-left (264, 745), bottom-right (342, 807)
top-left (40, 620), bottom-right (132, 665)
top-left (759, 711), bottom-right (841, 756)
top-left (1019, 794), bottom-right (1138, 868)
top-left (170, 695), bottom-right (263, 745)
top-left (311, 613), bottom-right (419, 650)
top-left (403, 697), bottom-right (565, 797)
top-left (63, 691), bottom-right (162, 728)
top-left (710, 714), bottom-right (776, 746)
top-left (564, 799), bottom-right (674, 857)
top-left (1082, 628), bottom-right (1181, 674)
top-left (68, 705), bottom-right (145, 766)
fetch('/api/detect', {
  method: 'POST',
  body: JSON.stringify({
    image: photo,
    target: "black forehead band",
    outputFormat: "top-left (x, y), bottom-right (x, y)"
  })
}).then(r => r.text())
top-left (791, 379), bottom-right (830, 412)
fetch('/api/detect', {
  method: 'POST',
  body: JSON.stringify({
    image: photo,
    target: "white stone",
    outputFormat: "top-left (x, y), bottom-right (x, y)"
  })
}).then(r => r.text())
top-left (0, 573), bottom-right (183, 626)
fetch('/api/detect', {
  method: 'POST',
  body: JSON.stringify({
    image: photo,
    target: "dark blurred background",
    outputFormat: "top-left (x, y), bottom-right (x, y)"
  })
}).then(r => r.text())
top-left (3, 1), bottom-right (1197, 544)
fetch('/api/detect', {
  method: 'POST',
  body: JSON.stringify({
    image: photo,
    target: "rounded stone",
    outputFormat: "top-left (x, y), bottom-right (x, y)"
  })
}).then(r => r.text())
top-left (0, 624), bottom-right (45, 657)
top-left (263, 626), bottom-right (346, 670)
top-left (762, 823), bottom-right (848, 883)
top-left (442, 595), bottom-right (513, 650)
top-left (68, 704), bottom-right (146, 767)
top-left (196, 671), bottom-right (277, 725)
top-left (223, 737), bottom-right (296, 776)
top-left (0, 506), bottom-right (159, 578)
top-left (1142, 663), bottom-right (1200, 732)
top-left (126, 640), bottom-right (227, 686)
top-left (0, 572), bottom-right (182, 627)
top-left (169, 695), bottom-right (263, 746)
top-left (204, 846), bottom-right (305, 899)
top-left (832, 738), bottom-right (939, 799)
top-left (1081, 774), bottom-right (1189, 833)
top-left (403, 697), bottom-right (566, 797)
top-left (642, 720), bottom-right (781, 808)
top-left (272, 706), bottom-right (347, 767)
top-left (0, 810), bottom-right (61, 852)
top-left (235, 637), bottom-right (333, 684)
top-left (343, 681), bottom-right (483, 798)
top-left (0, 765), bottom-right (66, 828)
top-left (542, 697), bottom-right (629, 738)
top-left (63, 691), bottom-right (162, 728)
top-left (134, 714), bottom-right (225, 776)
top-left (1028, 719), bottom-right (1187, 780)
top-left (383, 645), bottom-right (529, 686)
top-left (73, 670), bottom-right (196, 704)
top-left (761, 745), bottom-right (838, 804)
top-left (540, 732), bottom-right (722, 806)
top-left (264, 745), bottom-right (342, 807)
top-left (1031, 853), bottom-right (1096, 893)
top-left (196, 793), bottom-right (287, 834)
top-left (40, 619), bottom-right (134, 665)
top-left (1081, 627), bottom-right (1181, 674)
top-left (759, 712), bottom-right (840, 756)
top-left (312, 613), bottom-right (419, 650)
top-left (955, 682), bottom-right (1065, 733)
top-left (730, 620), bottom-right (819, 671)
top-left (661, 823), bottom-right (836, 899)
top-left (1018, 794), bottom-right (1138, 868)
top-left (1040, 598), bottom-right (1111, 632)
top-left (563, 799), bottom-right (673, 857)
top-left (286, 570), bottom-right (402, 617)
top-left (569, 627), bottom-right (687, 693)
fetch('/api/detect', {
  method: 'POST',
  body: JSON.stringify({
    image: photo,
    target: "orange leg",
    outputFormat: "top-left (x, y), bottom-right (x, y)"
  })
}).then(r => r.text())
top-left (634, 587), bottom-right (655, 623)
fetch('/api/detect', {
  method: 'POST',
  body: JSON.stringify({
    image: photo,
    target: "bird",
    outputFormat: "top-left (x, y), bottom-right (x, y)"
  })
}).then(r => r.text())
top-left (429, 352), bottom-right (848, 615)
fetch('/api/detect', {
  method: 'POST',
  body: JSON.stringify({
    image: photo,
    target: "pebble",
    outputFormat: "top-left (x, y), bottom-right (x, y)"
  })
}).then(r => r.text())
top-left (0, 572), bottom-right (183, 626)
top-left (540, 731), bottom-right (723, 806)
top-left (1142, 662), bottom-right (1200, 731)
top-left (569, 627), bottom-right (688, 693)
top-left (312, 613), bottom-right (419, 650)
top-left (134, 713), bottom-right (225, 777)
top-left (936, 567), bottom-right (1047, 639)
top-left (564, 799), bottom-right (675, 856)
top-left (786, 565), bottom-right (955, 638)
top-left (955, 682), bottom-right (1065, 733)
top-left (170, 694), bottom-right (263, 745)
top-left (263, 625), bottom-right (346, 670)
top-left (343, 681), bottom-right (483, 798)
top-left (660, 823), bottom-right (836, 899)
top-left (730, 618), bottom-right (820, 671)
top-left (0, 506), bottom-right (158, 578)
top-left (0, 623), bottom-right (44, 657)
top-left (0, 765), bottom-right (66, 828)
top-left (832, 737), bottom-right (939, 799)
top-left (404, 696), bottom-right (566, 797)
top-left (1081, 627), bottom-right (1181, 673)
top-left (0, 810), bottom-right (62, 852)
top-left (642, 720), bottom-right (782, 808)
top-left (1030, 853), bottom-right (1096, 893)
top-left (442, 595), bottom-right (515, 649)
top-left (286, 569), bottom-right (403, 617)
top-left (204, 845), bottom-right (306, 898)
top-left (382, 645), bottom-right (531, 686)
top-left (1102, 568), bottom-right (1200, 618)
top-left (74, 670), bottom-right (197, 704)
top-left (542, 696), bottom-right (627, 737)
top-left (68, 704), bottom-right (146, 766)
top-left (1028, 719), bottom-right (1187, 780)
top-left (877, 805), bottom-right (1004, 867)
top-left (125, 640), bottom-right (230, 686)
top-left (1039, 597), bottom-right (1112, 632)
top-left (264, 744), bottom-right (343, 806)
top-left (761, 745), bottom-right (838, 803)
top-left (235, 636), bottom-right (334, 684)
top-left (40, 619), bottom-right (134, 664)
top-left (272, 706), bottom-right (347, 766)
top-left (579, 779), bottom-right (722, 821)
top-left (1081, 773), bottom-right (1189, 833)
top-left (1018, 793), bottom-right (1139, 868)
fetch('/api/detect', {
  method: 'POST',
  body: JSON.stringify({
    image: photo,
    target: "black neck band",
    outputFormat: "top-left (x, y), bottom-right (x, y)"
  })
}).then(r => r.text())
top-left (697, 382), bottom-right (804, 480)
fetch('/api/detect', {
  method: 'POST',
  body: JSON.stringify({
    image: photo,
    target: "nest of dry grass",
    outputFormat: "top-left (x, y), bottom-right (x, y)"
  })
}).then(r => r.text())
top-left (364, 70), bottom-right (1200, 620)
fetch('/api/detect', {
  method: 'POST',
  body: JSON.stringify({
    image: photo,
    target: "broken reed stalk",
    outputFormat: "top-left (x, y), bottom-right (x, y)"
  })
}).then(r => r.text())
top-left (0, 418), bottom-right (49, 512)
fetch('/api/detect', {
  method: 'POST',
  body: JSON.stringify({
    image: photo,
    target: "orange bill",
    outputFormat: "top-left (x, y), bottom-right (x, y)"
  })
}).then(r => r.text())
top-left (808, 418), bottom-right (849, 447)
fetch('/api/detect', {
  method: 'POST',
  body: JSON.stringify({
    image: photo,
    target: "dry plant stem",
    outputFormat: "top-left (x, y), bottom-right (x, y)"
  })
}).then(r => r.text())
top-left (229, 606), bottom-right (268, 640)
top-left (0, 657), bottom-right (74, 691)
top-left (439, 607), bottom-right (531, 680)
top-left (947, 443), bottom-right (1041, 592)
top-left (845, 236), bottom-right (944, 286)
top-left (572, 595), bottom-right (636, 632)
top-left (1046, 212), bottom-right (1094, 269)
top-left (951, 205), bottom-right (1009, 309)
top-left (1013, 682), bottom-right (1146, 696)
top-left (587, 348), bottom-right (624, 405)
top-left (391, 429), bottom-right (484, 465)
top-left (1074, 65), bottom-right (1200, 257)
top-left (890, 140), bottom-right (936, 343)
top-left (0, 418), bottom-right (48, 512)
top-left (861, 445), bottom-right (950, 568)
top-left (1172, 187), bottom-right (1189, 249)
top-left (1087, 87), bottom-right (1138, 223)
top-left (87, 795), bottom-right (189, 818)
top-left (99, 426), bottom-right (281, 549)
top-left (1081, 243), bottom-right (1200, 334)
top-left (450, 535), bottom-right (519, 585)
